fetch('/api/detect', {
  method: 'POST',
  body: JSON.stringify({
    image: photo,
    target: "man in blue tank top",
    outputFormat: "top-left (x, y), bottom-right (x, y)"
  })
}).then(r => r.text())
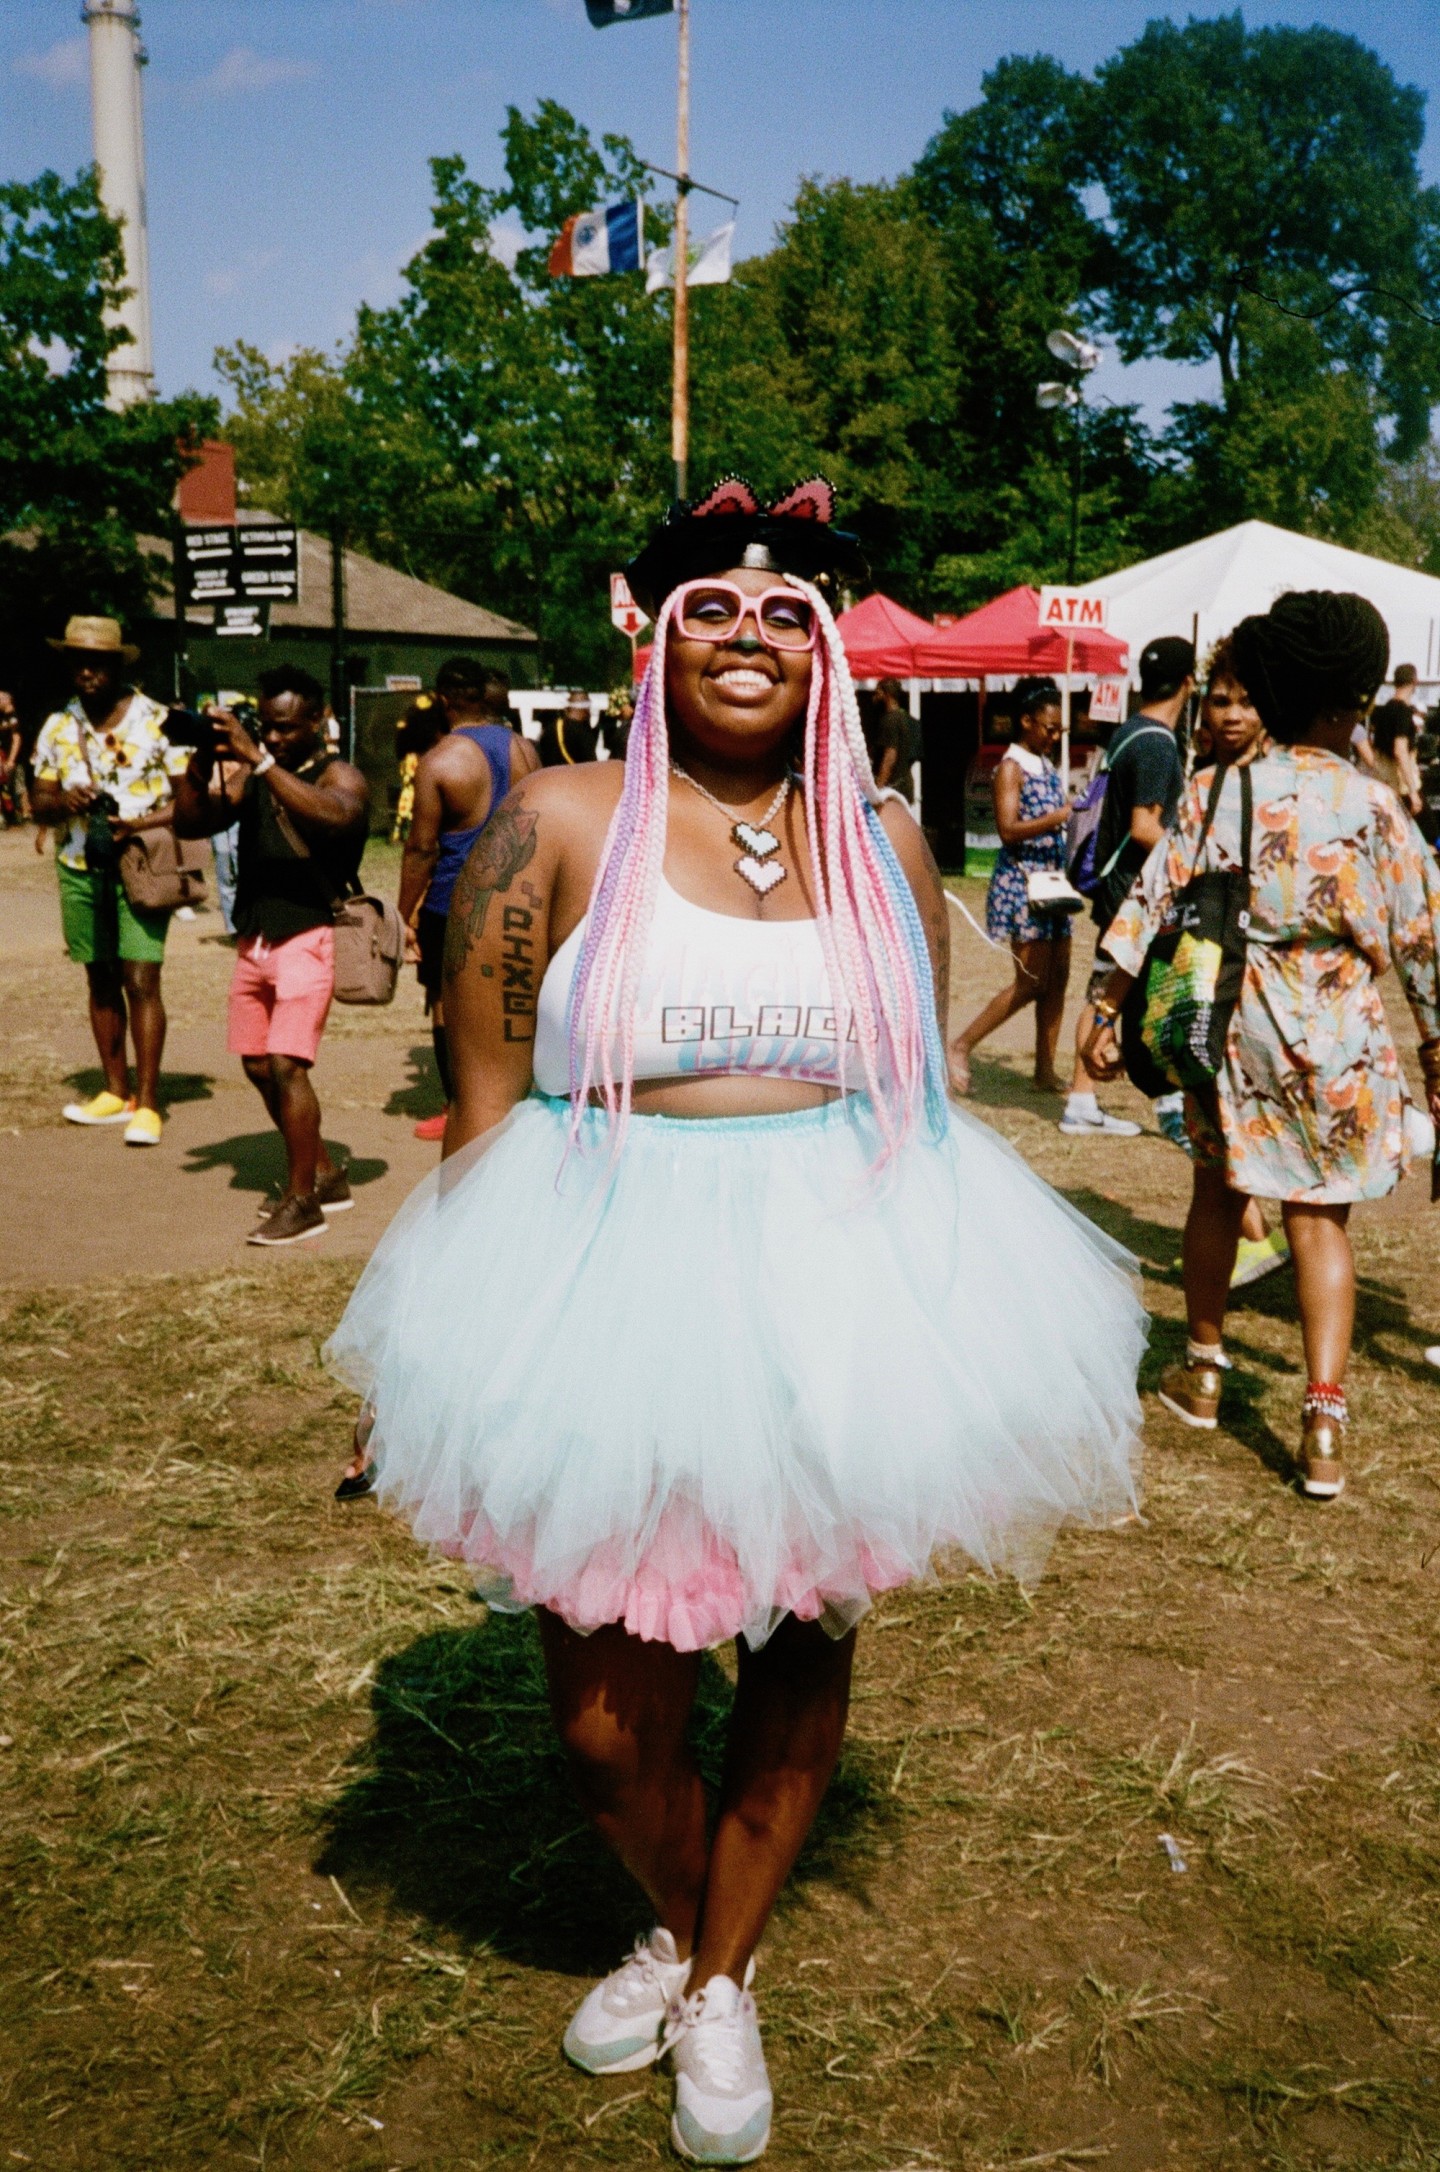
top-left (398, 658), bottom-right (540, 1137)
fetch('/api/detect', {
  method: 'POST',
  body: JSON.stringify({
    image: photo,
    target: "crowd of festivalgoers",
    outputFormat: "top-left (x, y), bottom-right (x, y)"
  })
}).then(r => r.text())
top-left (8, 537), bottom-right (1440, 2164)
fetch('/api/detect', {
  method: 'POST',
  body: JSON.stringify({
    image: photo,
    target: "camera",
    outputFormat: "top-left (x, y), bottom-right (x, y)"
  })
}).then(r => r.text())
top-left (82, 789), bottom-right (122, 872)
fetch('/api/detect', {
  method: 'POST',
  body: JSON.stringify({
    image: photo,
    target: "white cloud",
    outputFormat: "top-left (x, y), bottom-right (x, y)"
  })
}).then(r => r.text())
top-left (203, 248), bottom-right (282, 299)
top-left (488, 222), bottom-right (526, 270)
top-left (182, 47), bottom-right (318, 100)
top-left (12, 36), bottom-right (87, 90)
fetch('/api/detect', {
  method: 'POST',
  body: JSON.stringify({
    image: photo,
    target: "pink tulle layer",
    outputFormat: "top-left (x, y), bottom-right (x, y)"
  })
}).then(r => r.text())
top-left (431, 1503), bottom-right (913, 1651)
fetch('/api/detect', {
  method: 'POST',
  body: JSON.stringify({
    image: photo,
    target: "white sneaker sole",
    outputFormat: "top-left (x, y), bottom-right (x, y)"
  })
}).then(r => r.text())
top-left (564, 2034), bottom-right (663, 2076)
top-left (1156, 1389), bottom-right (1218, 1430)
top-left (319, 1197), bottom-right (354, 1215)
top-left (671, 2109), bottom-right (771, 2166)
top-left (246, 1221), bottom-right (328, 1248)
top-left (63, 1107), bottom-right (133, 1126)
top-left (1058, 1118), bottom-right (1142, 1137)
top-left (1301, 1474), bottom-right (1345, 1499)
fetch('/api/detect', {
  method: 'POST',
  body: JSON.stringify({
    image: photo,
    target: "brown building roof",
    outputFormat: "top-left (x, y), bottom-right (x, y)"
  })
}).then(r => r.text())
top-left (142, 523), bottom-right (536, 645)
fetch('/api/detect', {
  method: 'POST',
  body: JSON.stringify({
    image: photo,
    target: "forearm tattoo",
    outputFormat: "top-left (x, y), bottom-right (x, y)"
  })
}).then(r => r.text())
top-left (442, 805), bottom-right (540, 987)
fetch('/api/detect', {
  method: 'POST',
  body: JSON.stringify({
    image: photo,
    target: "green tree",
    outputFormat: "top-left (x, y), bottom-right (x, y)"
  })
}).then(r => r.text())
top-left (1091, 15), bottom-right (1440, 453)
top-left (0, 167), bottom-right (213, 705)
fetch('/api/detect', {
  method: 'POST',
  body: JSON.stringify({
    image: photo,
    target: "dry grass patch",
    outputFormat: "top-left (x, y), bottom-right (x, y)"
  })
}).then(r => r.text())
top-left (1, 1108), bottom-right (1439, 2165)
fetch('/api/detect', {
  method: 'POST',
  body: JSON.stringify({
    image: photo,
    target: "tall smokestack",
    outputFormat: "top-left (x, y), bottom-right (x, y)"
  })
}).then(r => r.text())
top-left (84, 0), bottom-right (154, 408)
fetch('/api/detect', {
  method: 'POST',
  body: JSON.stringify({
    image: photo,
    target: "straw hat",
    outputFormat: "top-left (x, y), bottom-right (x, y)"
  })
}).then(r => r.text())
top-left (47, 615), bottom-right (140, 662)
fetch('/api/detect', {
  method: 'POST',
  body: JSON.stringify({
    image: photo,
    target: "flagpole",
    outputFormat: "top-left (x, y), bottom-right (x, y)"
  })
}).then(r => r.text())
top-left (671, 0), bottom-right (690, 502)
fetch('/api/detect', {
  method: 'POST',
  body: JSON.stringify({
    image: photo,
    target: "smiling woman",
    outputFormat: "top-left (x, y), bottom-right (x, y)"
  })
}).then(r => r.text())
top-left (324, 477), bottom-right (1147, 2165)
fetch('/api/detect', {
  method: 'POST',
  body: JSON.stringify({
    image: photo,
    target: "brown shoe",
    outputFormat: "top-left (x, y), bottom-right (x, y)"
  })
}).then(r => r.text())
top-left (247, 1193), bottom-right (328, 1247)
top-left (315, 1162), bottom-right (353, 1214)
top-left (255, 1163), bottom-right (352, 1219)
top-left (1298, 1415), bottom-right (1345, 1499)
top-left (1157, 1359), bottom-right (1221, 1430)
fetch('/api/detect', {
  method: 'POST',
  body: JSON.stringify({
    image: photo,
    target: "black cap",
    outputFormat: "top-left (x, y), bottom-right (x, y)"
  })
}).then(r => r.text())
top-left (1138, 636), bottom-right (1196, 699)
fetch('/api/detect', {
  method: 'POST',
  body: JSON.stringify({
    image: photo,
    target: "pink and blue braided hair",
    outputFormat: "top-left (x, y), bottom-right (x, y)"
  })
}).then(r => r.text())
top-left (566, 579), bottom-right (949, 1160)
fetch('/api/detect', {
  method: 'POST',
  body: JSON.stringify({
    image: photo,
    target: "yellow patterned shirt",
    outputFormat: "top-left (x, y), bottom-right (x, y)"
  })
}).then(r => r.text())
top-left (32, 693), bottom-right (189, 871)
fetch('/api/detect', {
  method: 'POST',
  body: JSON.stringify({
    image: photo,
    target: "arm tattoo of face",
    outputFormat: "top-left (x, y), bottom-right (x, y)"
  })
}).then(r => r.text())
top-left (442, 805), bottom-right (539, 985)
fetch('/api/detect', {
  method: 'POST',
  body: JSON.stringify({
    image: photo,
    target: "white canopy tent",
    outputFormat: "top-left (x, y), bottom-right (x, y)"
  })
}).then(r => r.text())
top-left (1080, 521), bottom-right (1440, 686)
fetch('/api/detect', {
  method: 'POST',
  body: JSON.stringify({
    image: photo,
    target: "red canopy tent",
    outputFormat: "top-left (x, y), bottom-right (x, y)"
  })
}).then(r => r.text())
top-left (833, 591), bottom-right (938, 678)
top-left (915, 586), bottom-right (1128, 676)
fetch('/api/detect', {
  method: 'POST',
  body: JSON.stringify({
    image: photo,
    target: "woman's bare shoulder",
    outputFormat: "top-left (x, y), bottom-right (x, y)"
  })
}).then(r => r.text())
top-left (503, 760), bottom-right (624, 818)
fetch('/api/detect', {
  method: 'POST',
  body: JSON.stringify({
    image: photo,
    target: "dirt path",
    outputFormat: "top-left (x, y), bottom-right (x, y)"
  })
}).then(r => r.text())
top-left (3, 825), bottom-right (1430, 1281)
top-left (0, 830), bottom-right (440, 1280)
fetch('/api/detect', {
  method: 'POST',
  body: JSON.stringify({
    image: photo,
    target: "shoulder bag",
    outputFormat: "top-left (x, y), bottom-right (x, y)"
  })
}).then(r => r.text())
top-left (269, 782), bottom-right (404, 1006)
top-left (1119, 761), bottom-right (1254, 1096)
top-left (74, 721), bottom-right (208, 912)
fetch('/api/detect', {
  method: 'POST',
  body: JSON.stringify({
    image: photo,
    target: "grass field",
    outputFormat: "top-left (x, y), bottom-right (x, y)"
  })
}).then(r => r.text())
top-left (3, 858), bottom-right (1440, 2167)
top-left (3, 1210), bottom-right (1439, 2167)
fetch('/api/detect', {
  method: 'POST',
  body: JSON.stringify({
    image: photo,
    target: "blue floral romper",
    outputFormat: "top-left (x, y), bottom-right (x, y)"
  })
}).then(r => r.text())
top-left (985, 748), bottom-right (1071, 944)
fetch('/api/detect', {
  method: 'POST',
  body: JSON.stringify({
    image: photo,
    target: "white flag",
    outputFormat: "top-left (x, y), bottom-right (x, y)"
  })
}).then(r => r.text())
top-left (646, 219), bottom-right (734, 293)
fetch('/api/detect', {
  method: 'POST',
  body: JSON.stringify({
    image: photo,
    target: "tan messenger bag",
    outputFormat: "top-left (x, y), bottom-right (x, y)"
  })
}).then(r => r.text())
top-left (271, 792), bottom-right (404, 1006)
top-left (119, 827), bottom-right (210, 912)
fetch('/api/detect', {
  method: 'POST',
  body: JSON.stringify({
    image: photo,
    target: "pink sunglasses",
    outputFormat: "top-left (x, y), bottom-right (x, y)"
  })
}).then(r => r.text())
top-left (672, 579), bottom-right (818, 653)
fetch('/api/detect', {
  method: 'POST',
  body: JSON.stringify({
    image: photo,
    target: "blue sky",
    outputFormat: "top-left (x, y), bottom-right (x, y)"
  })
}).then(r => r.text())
top-left (3, 0), bottom-right (1438, 426)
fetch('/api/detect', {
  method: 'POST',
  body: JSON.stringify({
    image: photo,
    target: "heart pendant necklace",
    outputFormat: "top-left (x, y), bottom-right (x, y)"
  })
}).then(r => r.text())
top-left (671, 762), bottom-right (792, 900)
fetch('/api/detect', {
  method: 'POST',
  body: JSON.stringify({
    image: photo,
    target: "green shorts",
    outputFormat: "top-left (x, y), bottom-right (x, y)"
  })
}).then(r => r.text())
top-left (57, 860), bottom-right (171, 965)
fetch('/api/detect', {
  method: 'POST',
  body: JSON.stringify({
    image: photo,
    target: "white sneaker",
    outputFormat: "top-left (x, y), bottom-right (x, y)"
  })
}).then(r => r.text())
top-left (664, 1968), bottom-right (771, 2165)
top-left (1059, 1104), bottom-right (1142, 1137)
top-left (563, 1927), bottom-right (691, 2075)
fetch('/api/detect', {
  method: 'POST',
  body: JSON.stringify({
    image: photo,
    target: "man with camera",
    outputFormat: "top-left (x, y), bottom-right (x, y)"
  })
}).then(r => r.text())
top-left (173, 664), bottom-right (369, 1247)
top-left (30, 616), bottom-right (191, 1146)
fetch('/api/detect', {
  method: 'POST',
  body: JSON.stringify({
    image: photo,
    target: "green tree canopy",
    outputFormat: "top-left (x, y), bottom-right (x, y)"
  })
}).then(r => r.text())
top-left (217, 19), bottom-right (1440, 676)
top-left (0, 166), bottom-right (213, 703)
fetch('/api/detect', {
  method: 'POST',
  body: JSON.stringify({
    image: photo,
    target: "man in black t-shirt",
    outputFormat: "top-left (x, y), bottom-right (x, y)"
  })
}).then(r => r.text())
top-left (1061, 635), bottom-right (1195, 1139)
top-left (174, 665), bottom-right (370, 1246)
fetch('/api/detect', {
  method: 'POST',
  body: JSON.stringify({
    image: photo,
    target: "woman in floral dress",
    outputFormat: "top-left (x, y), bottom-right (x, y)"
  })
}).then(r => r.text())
top-left (1085, 592), bottom-right (1440, 1500)
top-left (951, 678), bottom-right (1076, 1094)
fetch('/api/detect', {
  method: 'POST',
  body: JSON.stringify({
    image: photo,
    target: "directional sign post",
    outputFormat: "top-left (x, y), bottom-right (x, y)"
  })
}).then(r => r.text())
top-left (215, 602), bottom-right (270, 639)
top-left (610, 570), bottom-right (649, 685)
top-left (178, 524), bottom-right (300, 617)
top-left (609, 572), bottom-right (649, 640)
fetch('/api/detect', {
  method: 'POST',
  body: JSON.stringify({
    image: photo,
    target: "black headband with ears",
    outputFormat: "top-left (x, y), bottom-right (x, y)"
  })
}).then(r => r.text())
top-left (627, 475), bottom-right (870, 616)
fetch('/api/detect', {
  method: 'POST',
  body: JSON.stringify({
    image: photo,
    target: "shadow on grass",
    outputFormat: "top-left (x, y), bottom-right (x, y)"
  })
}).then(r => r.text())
top-left (1061, 1184), bottom-right (1179, 1279)
top-left (181, 1130), bottom-right (388, 1197)
top-left (65, 1066), bottom-right (214, 1108)
top-left (959, 1054), bottom-right (1072, 1119)
top-left (315, 1611), bottom-right (898, 1978)
top-left (384, 1043), bottom-right (443, 1123)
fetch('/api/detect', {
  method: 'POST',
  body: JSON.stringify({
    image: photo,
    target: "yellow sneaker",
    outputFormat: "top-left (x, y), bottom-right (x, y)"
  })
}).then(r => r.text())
top-left (123, 1107), bottom-right (163, 1146)
top-left (1231, 1229), bottom-right (1291, 1289)
top-left (63, 1090), bottom-right (136, 1126)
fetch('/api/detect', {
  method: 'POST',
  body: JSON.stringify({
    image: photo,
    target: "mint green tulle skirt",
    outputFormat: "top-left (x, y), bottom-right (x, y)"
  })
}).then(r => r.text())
top-left (324, 1094), bottom-right (1146, 1651)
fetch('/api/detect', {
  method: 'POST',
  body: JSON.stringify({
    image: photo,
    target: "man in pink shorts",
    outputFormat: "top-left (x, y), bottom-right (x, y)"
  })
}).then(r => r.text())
top-left (174, 666), bottom-right (369, 1244)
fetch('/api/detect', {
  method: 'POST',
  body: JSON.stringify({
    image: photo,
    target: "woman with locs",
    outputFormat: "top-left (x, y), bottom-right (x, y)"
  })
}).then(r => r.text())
top-left (949, 676), bottom-right (1076, 1096)
top-left (1084, 591), bottom-right (1440, 1501)
top-left (327, 481), bottom-right (1144, 2166)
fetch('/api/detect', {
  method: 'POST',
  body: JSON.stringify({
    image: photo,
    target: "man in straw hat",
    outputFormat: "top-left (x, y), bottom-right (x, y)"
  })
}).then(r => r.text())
top-left (30, 616), bottom-right (191, 1145)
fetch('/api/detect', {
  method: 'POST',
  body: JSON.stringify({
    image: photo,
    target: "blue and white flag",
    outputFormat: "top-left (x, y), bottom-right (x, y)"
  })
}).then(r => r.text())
top-left (645, 218), bottom-right (734, 292)
top-left (548, 200), bottom-right (644, 277)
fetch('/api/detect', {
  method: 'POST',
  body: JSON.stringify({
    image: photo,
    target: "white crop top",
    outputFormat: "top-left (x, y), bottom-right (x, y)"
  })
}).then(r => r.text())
top-left (532, 878), bottom-right (846, 1097)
